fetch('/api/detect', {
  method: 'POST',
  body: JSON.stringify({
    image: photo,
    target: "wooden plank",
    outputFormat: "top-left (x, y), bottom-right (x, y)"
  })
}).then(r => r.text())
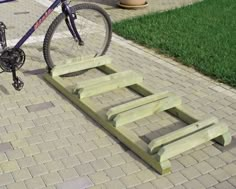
top-left (157, 123), bottom-right (229, 162)
top-left (77, 71), bottom-right (143, 99)
top-left (98, 64), bottom-right (155, 97)
top-left (148, 117), bottom-right (218, 154)
top-left (51, 56), bottom-right (112, 76)
top-left (107, 92), bottom-right (171, 120)
top-left (113, 95), bottom-right (182, 127)
top-left (73, 70), bottom-right (138, 93)
top-left (43, 73), bottom-right (171, 175)
top-left (214, 132), bottom-right (232, 146)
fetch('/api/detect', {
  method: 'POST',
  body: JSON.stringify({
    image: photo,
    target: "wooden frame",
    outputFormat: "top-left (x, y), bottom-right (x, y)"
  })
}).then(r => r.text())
top-left (44, 56), bottom-right (231, 175)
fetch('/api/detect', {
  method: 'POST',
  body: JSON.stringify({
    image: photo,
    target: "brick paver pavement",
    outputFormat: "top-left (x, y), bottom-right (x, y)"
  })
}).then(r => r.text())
top-left (0, 0), bottom-right (236, 189)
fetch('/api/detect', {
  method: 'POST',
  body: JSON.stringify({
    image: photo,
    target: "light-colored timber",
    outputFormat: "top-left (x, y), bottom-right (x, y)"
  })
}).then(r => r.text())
top-left (157, 123), bottom-right (229, 162)
top-left (107, 92), bottom-right (170, 120)
top-left (44, 57), bottom-right (231, 175)
top-left (51, 56), bottom-right (112, 76)
top-left (76, 71), bottom-right (143, 99)
top-left (113, 95), bottom-right (182, 127)
top-left (148, 117), bottom-right (219, 154)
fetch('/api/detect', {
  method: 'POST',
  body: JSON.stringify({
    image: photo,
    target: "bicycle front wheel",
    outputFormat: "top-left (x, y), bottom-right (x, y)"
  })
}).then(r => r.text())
top-left (43, 3), bottom-right (112, 71)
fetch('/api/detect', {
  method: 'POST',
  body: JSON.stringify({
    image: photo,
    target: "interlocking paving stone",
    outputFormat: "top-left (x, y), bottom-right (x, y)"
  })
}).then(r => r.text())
top-left (25, 177), bottom-right (46, 189)
top-left (223, 163), bottom-right (236, 176)
top-left (210, 168), bottom-right (231, 182)
top-left (61, 156), bottom-right (81, 168)
top-left (49, 149), bottom-right (68, 160)
top-left (202, 146), bottom-right (222, 157)
top-left (42, 172), bottom-right (63, 186)
top-left (171, 160), bottom-right (185, 172)
top-left (57, 176), bottom-right (94, 189)
top-left (17, 156), bottom-right (36, 168)
top-left (75, 163), bottom-right (95, 176)
top-left (136, 169), bottom-right (156, 183)
top-left (89, 171), bottom-right (110, 185)
top-left (91, 159), bottom-right (110, 171)
top-left (7, 182), bottom-right (27, 189)
top-left (105, 167), bottom-right (125, 179)
top-left (0, 173), bottom-right (14, 187)
top-left (59, 168), bottom-right (79, 181)
top-left (12, 169), bottom-right (32, 182)
top-left (26, 102), bottom-right (55, 113)
top-left (151, 177), bottom-right (174, 189)
top-left (178, 155), bottom-right (198, 167)
top-left (218, 151), bottom-right (236, 164)
top-left (28, 164), bottom-right (48, 177)
top-left (228, 176), bottom-right (236, 187)
top-left (183, 179), bottom-right (205, 189)
top-left (197, 174), bottom-right (218, 188)
top-left (105, 154), bottom-right (125, 167)
top-left (45, 160), bottom-right (65, 173)
top-left (136, 182), bottom-right (156, 189)
top-left (206, 156), bottom-right (226, 169)
top-left (34, 152), bottom-right (52, 164)
top-left (77, 152), bottom-right (96, 164)
top-left (120, 162), bottom-right (140, 175)
top-left (0, 143), bottom-right (13, 153)
top-left (166, 172), bottom-right (188, 186)
top-left (120, 174), bottom-right (141, 188)
top-left (181, 166), bottom-right (201, 180)
top-left (215, 181), bottom-right (235, 189)
top-left (0, 160), bottom-right (20, 173)
top-left (194, 161), bottom-right (214, 174)
top-left (5, 149), bottom-right (24, 160)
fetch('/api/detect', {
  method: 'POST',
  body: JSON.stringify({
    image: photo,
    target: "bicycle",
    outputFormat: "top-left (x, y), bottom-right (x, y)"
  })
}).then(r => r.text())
top-left (0, 0), bottom-right (112, 91)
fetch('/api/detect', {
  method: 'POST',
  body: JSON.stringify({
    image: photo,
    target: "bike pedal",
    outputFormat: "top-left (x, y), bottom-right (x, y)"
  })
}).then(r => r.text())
top-left (12, 77), bottom-right (24, 91)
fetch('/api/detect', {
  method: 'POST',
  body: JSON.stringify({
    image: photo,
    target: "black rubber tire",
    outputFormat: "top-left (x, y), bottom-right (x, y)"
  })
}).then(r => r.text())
top-left (43, 3), bottom-right (112, 72)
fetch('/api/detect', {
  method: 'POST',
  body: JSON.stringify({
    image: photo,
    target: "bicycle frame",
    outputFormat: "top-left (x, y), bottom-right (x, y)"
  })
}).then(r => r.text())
top-left (15, 0), bottom-right (74, 48)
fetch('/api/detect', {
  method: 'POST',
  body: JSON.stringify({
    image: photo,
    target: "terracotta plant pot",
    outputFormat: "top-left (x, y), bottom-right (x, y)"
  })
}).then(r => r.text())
top-left (120, 0), bottom-right (146, 6)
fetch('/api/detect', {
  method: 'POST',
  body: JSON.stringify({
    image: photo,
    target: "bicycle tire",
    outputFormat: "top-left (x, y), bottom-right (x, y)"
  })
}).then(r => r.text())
top-left (43, 3), bottom-right (112, 72)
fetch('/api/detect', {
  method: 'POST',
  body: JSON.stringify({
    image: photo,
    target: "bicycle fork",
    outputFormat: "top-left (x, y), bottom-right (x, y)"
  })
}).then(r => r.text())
top-left (62, 2), bottom-right (84, 46)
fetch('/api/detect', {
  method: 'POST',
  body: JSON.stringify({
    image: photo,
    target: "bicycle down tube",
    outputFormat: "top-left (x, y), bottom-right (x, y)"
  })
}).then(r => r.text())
top-left (15, 0), bottom-right (64, 48)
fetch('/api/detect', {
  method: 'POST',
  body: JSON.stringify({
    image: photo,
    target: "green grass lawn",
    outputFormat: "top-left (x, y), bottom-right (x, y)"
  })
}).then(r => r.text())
top-left (113, 0), bottom-right (236, 87)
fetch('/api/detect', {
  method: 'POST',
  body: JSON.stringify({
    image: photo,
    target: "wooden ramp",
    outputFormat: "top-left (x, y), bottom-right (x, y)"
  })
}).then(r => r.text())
top-left (44, 56), bottom-right (232, 175)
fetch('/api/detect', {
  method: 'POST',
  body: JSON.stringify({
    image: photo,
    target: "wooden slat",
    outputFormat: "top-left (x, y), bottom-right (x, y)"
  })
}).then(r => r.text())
top-left (148, 117), bottom-right (218, 154)
top-left (157, 123), bottom-right (229, 162)
top-left (113, 95), bottom-right (182, 127)
top-left (74, 70), bottom-right (137, 93)
top-left (107, 92), bottom-right (171, 120)
top-left (51, 56), bottom-right (112, 76)
top-left (76, 71), bottom-right (143, 99)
